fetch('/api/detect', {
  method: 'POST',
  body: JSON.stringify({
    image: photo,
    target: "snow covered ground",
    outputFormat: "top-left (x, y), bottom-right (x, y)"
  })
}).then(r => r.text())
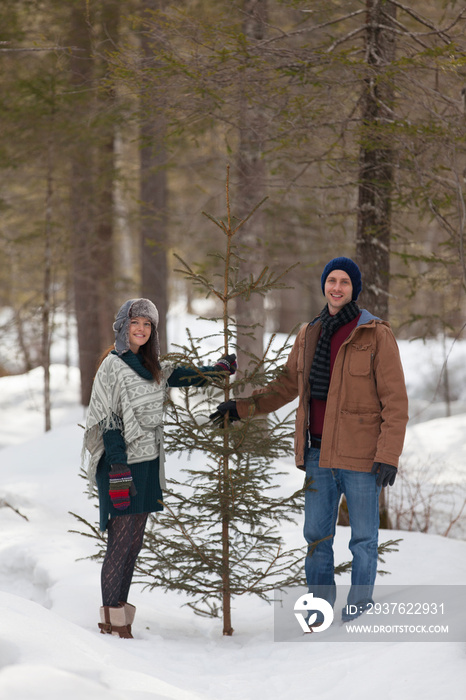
top-left (1, 315), bottom-right (466, 700)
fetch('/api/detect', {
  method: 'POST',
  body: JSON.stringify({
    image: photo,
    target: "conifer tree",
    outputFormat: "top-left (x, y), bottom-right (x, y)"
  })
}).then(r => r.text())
top-left (136, 167), bottom-right (304, 635)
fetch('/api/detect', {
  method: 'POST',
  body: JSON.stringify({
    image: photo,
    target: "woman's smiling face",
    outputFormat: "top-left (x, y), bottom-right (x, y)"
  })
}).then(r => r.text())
top-left (128, 316), bottom-right (152, 353)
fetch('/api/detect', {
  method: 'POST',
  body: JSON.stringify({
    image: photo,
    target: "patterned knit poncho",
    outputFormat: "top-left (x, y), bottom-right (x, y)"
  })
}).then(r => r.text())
top-left (82, 354), bottom-right (173, 490)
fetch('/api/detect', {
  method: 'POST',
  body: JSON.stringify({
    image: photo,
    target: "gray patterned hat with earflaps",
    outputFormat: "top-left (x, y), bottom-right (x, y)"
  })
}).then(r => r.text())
top-left (113, 298), bottom-right (160, 356)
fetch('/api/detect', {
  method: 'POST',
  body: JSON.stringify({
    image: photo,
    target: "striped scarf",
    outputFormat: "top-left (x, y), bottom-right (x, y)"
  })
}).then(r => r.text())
top-left (309, 301), bottom-right (360, 401)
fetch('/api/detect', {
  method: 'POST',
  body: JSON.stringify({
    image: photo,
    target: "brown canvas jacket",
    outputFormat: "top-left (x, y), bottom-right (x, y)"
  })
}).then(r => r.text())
top-left (236, 310), bottom-right (409, 473)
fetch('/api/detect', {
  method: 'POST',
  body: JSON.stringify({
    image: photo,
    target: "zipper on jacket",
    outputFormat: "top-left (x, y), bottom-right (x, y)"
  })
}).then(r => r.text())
top-left (371, 352), bottom-right (377, 393)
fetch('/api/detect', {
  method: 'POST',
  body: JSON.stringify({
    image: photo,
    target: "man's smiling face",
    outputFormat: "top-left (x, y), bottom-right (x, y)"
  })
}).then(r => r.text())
top-left (324, 269), bottom-right (353, 315)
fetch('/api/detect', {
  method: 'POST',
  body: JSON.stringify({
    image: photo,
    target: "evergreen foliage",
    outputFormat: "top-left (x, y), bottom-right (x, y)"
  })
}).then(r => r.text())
top-left (3, 2), bottom-right (466, 386)
top-left (137, 168), bottom-right (304, 635)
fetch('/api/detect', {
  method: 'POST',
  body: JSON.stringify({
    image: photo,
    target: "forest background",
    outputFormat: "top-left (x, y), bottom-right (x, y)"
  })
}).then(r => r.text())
top-left (1, 0), bottom-right (466, 415)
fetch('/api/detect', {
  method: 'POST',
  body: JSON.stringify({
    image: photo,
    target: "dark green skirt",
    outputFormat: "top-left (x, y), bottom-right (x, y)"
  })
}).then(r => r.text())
top-left (96, 453), bottom-right (164, 531)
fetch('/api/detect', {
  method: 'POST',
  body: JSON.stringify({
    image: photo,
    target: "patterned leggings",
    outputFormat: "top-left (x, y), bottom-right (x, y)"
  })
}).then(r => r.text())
top-left (101, 512), bottom-right (148, 607)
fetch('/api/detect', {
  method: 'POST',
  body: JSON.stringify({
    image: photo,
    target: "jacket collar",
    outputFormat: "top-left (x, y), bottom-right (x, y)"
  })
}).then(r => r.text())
top-left (357, 308), bottom-right (380, 326)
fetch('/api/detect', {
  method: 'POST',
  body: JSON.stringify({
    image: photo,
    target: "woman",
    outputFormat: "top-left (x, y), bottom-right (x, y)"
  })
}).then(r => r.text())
top-left (82, 298), bottom-right (236, 638)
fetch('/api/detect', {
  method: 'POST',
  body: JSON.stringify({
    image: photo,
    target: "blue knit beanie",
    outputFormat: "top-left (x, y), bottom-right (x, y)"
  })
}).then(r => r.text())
top-left (321, 257), bottom-right (362, 301)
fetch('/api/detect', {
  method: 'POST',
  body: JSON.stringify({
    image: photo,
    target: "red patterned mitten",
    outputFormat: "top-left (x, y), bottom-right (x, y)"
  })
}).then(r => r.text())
top-left (109, 464), bottom-right (133, 510)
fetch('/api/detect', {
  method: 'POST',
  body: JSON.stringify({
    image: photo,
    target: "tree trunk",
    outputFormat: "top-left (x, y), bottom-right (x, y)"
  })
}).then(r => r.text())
top-left (42, 126), bottom-right (54, 433)
top-left (276, 275), bottom-right (307, 335)
top-left (114, 128), bottom-right (137, 300)
top-left (221, 450), bottom-right (233, 636)
top-left (354, 1), bottom-right (397, 528)
top-left (139, 0), bottom-right (168, 355)
top-left (235, 0), bottom-right (268, 384)
top-left (95, 0), bottom-right (120, 348)
top-left (355, 0), bottom-right (396, 321)
top-left (68, 3), bottom-right (101, 406)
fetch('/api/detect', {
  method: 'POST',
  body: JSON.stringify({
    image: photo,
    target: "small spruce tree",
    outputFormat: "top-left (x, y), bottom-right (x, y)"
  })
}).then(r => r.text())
top-left (137, 167), bottom-right (304, 635)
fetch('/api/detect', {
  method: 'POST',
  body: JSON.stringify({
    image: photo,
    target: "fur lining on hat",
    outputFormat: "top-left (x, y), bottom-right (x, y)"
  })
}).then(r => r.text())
top-left (129, 298), bottom-right (159, 327)
top-left (113, 298), bottom-right (160, 356)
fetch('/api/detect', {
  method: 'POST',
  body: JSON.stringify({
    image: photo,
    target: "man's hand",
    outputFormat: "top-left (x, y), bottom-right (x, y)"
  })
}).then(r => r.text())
top-left (371, 462), bottom-right (397, 487)
top-left (209, 400), bottom-right (240, 427)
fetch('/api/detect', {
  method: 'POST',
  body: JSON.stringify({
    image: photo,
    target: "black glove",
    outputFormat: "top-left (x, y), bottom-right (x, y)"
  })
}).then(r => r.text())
top-left (209, 400), bottom-right (240, 427)
top-left (213, 353), bottom-right (237, 375)
top-left (371, 462), bottom-right (397, 487)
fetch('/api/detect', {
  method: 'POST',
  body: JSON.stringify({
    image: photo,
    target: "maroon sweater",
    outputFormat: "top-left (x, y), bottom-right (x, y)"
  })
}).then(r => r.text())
top-left (309, 314), bottom-right (360, 437)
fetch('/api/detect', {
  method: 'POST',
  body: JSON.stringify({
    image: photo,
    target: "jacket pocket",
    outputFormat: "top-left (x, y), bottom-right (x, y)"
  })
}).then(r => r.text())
top-left (336, 410), bottom-right (381, 459)
top-left (348, 343), bottom-right (372, 376)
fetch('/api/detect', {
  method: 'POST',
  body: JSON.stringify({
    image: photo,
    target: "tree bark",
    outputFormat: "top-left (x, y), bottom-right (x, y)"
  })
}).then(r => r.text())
top-left (354, 1), bottom-right (397, 528)
top-left (42, 116), bottom-right (54, 432)
top-left (355, 0), bottom-right (396, 321)
top-left (139, 0), bottom-right (168, 355)
top-left (95, 0), bottom-right (120, 348)
top-left (68, 3), bottom-right (101, 406)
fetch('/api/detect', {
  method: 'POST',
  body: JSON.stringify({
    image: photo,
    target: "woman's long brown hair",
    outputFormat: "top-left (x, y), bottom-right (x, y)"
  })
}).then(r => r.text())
top-left (96, 326), bottom-right (162, 383)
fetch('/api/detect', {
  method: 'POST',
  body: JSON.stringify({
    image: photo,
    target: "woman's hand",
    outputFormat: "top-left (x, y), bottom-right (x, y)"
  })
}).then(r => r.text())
top-left (213, 353), bottom-right (237, 375)
top-left (109, 464), bottom-right (136, 510)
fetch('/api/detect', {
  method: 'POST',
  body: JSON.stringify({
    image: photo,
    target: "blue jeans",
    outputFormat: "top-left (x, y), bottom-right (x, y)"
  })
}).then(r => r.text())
top-left (303, 446), bottom-right (381, 621)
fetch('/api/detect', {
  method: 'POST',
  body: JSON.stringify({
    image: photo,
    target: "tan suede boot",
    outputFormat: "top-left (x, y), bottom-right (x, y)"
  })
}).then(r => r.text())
top-left (121, 602), bottom-right (136, 636)
top-left (98, 604), bottom-right (133, 639)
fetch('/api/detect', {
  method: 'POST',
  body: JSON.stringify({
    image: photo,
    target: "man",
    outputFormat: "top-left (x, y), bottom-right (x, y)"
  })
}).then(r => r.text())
top-left (210, 257), bottom-right (408, 625)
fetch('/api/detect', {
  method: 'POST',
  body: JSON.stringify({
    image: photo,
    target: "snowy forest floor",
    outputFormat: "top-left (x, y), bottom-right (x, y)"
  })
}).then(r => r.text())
top-left (1, 318), bottom-right (466, 700)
